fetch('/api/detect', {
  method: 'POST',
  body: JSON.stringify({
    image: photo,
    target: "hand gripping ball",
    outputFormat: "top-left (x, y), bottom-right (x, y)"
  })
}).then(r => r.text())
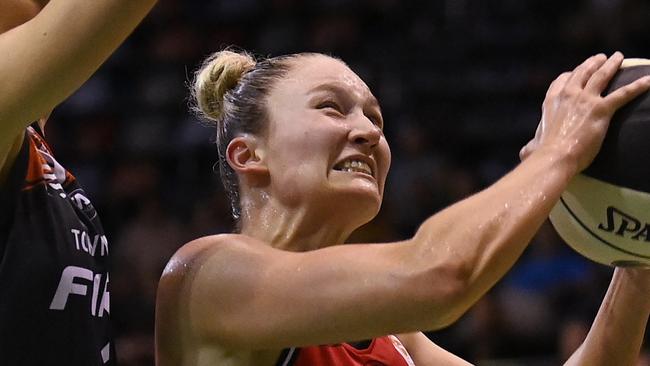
top-left (549, 59), bottom-right (650, 266)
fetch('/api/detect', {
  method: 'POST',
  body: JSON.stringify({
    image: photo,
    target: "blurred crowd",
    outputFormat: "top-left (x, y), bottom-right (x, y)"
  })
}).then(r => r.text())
top-left (42, 0), bottom-right (650, 364)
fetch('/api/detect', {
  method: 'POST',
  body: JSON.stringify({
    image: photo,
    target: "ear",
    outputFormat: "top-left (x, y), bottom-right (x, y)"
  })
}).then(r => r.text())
top-left (225, 135), bottom-right (269, 183)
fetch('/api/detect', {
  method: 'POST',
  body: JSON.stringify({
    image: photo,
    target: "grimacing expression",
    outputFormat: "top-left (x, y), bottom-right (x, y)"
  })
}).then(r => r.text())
top-left (262, 55), bottom-right (391, 220)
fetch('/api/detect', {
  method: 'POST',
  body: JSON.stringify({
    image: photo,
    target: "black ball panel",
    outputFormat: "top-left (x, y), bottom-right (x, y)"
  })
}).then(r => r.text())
top-left (583, 65), bottom-right (650, 192)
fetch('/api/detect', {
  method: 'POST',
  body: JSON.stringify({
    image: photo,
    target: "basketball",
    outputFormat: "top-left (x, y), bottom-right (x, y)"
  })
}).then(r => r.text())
top-left (549, 59), bottom-right (650, 266)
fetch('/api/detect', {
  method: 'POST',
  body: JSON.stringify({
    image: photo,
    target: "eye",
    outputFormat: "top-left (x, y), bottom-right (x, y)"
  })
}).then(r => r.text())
top-left (367, 112), bottom-right (384, 129)
top-left (316, 100), bottom-right (343, 113)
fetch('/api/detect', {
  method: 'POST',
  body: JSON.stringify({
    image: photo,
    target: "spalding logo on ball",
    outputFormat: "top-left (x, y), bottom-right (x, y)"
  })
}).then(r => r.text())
top-left (549, 58), bottom-right (650, 267)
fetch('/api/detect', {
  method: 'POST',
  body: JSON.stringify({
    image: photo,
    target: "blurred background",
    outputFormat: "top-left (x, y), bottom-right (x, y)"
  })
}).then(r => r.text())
top-left (43, 0), bottom-right (650, 364)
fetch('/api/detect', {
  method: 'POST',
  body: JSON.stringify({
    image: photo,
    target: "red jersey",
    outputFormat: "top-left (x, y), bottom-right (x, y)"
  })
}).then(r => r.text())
top-left (276, 335), bottom-right (415, 366)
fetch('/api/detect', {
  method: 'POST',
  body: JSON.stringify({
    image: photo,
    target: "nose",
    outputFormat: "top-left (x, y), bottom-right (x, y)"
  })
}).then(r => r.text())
top-left (348, 114), bottom-right (381, 149)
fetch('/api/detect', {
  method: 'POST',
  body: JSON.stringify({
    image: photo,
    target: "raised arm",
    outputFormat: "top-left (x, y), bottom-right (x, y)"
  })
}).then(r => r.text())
top-left (0, 0), bottom-right (157, 172)
top-left (157, 53), bottom-right (650, 355)
top-left (564, 268), bottom-right (650, 366)
top-left (411, 52), bottom-right (650, 323)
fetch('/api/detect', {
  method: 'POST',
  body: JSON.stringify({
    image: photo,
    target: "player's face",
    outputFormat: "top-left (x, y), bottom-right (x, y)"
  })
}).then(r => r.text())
top-left (262, 55), bottom-right (391, 222)
top-left (0, 1), bottom-right (41, 34)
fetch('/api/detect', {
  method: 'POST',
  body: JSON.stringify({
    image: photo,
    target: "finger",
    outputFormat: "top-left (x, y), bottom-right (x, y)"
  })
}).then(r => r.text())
top-left (566, 54), bottom-right (608, 89)
top-left (585, 52), bottom-right (625, 93)
top-left (604, 75), bottom-right (650, 110)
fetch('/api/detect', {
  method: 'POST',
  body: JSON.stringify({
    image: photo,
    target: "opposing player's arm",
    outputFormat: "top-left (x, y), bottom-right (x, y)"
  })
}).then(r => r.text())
top-left (0, 0), bottom-right (157, 172)
top-left (0, 0), bottom-right (41, 32)
top-left (564, 268), bottom-right (650, 366)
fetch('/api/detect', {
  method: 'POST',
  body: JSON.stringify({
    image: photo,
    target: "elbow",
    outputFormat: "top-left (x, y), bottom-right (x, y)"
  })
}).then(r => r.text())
top-left (415, 260), bottom-right (474, 330)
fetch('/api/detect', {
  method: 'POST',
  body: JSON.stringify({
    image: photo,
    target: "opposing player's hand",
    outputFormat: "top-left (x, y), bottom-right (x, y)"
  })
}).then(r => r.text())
top-left (520, 52), bottom-right (650, 173)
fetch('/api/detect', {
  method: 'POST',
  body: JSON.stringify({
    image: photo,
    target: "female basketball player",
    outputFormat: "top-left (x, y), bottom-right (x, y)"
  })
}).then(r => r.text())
top-left (0, 1), bottom-right (156, 364)
top-left (155, 50), bottom-right (650, 365)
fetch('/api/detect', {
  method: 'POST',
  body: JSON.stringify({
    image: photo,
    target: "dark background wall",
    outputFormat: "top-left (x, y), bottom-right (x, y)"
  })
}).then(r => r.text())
top-left (43, 0), bottom-right (650, 364)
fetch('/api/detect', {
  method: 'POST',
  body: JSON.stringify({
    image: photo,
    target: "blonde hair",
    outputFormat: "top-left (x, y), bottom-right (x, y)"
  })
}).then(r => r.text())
top-left (192, 50), bottom-right (256, 123)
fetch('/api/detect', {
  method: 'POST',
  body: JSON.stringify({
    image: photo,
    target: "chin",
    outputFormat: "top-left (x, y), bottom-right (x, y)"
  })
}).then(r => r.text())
top-left (330, 188), bottom-right (382, 224)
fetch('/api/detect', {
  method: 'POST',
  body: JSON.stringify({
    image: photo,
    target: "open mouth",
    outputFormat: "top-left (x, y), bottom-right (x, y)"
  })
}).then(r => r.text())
top-left (332, 159), bottom-right (374, 177)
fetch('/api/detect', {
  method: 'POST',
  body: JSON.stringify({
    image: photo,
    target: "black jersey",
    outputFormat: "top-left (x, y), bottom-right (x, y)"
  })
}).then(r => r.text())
top-left (0, 127), bottom-right (114, 365)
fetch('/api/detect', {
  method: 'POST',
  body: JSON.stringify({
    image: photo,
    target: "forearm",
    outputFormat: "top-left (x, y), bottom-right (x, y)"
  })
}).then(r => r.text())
top-left (0, 0), bottom-right (157, 129)
top-left (565, 268), bottom-right (650, 366)
top-left (411, 148), bottom-right (576, 321)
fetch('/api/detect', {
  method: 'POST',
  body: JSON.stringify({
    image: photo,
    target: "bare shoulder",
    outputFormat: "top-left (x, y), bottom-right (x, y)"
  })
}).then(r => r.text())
top-left (156, 233), bottom-right (278, 327)
top-left (158, 233), bottom-right (267, 290)
top-left (155, 234), bottom-right (271, 365)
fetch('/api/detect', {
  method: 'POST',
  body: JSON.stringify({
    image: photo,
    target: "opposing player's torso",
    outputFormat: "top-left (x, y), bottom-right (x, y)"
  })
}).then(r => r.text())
top-left (0, 127), bottom-right (113, 365)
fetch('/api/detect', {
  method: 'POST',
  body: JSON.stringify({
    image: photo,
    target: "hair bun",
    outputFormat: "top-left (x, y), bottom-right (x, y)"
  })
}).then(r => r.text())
top-left (192, 50), bottom-right (256, 123)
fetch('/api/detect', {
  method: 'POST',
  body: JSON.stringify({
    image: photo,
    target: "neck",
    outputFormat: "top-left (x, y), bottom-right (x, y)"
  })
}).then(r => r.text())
top-left (239, 191), bottom-right (356, 252)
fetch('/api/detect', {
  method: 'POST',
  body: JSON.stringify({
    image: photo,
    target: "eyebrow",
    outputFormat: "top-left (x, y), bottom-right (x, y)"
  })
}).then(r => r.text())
top-left (307, 82), bottom-right (382, 111)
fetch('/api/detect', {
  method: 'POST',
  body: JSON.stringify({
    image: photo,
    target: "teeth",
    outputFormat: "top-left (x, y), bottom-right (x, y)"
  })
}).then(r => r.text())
top-left (337, 159), bottom-right (372, 175)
